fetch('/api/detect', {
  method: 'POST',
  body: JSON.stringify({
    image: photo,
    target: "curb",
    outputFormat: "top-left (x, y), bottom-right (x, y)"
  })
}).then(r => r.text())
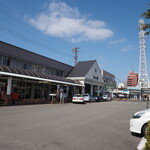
top-left (137, 137), bottom-right (146, 150)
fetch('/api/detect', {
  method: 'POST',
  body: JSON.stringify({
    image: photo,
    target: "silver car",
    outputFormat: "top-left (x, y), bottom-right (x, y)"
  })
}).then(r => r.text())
top-left (103, 95), bottom-right (112, 101)
top-left (83, 94), bottom-right (95, 102)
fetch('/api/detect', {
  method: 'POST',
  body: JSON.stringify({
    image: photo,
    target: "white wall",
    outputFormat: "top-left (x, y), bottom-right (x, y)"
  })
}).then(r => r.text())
top-left (85, 62), bottom-right (104, 85)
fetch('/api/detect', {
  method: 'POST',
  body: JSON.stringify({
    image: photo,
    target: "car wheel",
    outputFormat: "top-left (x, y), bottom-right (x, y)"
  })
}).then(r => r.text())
top-left (142, 123), bottom-right (148, 136)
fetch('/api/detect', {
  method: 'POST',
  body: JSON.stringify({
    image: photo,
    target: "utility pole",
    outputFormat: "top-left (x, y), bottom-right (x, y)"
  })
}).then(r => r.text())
top-left (72, 47), bottom-right (80, 66)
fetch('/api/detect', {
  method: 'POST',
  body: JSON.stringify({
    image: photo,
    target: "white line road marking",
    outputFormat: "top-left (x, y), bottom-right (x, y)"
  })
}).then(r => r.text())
top-left (137, 137), bottom-right (146, 150)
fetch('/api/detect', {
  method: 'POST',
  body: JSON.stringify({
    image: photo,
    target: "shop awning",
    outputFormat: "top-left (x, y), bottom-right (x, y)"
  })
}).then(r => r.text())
top-left (0, 65), bottom-right (83, 86)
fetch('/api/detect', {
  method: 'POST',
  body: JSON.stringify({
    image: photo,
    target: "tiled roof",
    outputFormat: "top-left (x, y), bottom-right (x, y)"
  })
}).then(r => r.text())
top-left (0, 65), bottom-right (81, 85)
top-left (67, 60), bottom-right (96, 77)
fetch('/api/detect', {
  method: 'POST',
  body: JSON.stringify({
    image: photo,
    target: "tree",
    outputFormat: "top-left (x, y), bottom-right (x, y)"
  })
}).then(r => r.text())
top-left (143, 121), bottom-right (150, 150)
top-left (142, 4), bottom-right (150, 35)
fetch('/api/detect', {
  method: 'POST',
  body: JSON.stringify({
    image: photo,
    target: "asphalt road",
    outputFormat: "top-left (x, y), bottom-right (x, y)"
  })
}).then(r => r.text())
top-left (0, 101), bottom-right (147, 150)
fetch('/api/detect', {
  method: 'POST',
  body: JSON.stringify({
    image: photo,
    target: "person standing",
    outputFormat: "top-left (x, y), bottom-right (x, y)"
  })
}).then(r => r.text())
top-left (59, 88), bottom-right (64, 104)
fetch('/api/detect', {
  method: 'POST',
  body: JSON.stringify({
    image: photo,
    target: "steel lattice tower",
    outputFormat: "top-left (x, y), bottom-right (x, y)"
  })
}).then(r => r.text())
top-left (138, 19), bottom-right (149, 88)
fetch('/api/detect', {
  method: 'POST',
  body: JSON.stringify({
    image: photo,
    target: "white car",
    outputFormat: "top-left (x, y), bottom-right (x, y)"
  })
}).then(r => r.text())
top-left (72, 94), bottom-right (85, 104)
top-left (83, 94), bottom-right (95, 102)
top-left (130, 108), bottom-right (150, 136)
top-left (103, 95), bottom-right (111, 101)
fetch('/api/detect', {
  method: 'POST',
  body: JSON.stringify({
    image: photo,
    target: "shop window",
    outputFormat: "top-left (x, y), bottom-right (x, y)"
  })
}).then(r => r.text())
top-left (0, 55), bottom-right (2, 64)
top-left (56, 70), bottom-right (60, 76)
top-left (28, 63), bottom-right (32, 70)
top-left (51, 69), bottom-right (56, 75)
top-left (19, 82), bottom-right (22, 86)
top-left (2, 56), bottom-right (11, 66)
top-left (23, 63), bottom-right (27, 69)
top-left (3, 56), bottom-right (7, 65)
top-left (46, 69), bottom-right (50, 75)
top-left (7, 57), bottom-right (11, 66)
top-left (60, 71), bottom-right (63, 77)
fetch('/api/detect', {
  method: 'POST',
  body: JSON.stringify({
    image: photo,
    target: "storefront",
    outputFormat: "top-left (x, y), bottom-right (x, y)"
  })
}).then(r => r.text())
top-left (0, 41), bottom-right (109, 106)
top-left (0, 65), bottom-right (83, 106)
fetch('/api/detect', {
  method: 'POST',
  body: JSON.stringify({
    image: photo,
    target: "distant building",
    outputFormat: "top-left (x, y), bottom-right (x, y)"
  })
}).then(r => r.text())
top-left (118, 82), bottom-right (126, 89)
top-left (127, 71), bottom-right (138, 87)
top-left (101, 70), bottom-right (116, 93)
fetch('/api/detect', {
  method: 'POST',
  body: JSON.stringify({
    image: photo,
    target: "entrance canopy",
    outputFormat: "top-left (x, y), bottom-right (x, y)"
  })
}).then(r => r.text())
top-left (0, 65), bottom-right (83, 86)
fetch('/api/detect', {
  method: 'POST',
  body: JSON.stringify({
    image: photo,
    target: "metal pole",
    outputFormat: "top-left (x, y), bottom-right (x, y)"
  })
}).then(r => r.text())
top-left (72, 47), bottom-right (80, 66)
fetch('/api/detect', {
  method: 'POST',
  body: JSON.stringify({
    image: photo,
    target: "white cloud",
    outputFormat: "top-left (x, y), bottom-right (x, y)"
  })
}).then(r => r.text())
top-left (28, 1), bottom-right (113, 42)
top-left (121, 45), bottom-right (137, 52)
top-left (109, 38), bottom-right (127, 45)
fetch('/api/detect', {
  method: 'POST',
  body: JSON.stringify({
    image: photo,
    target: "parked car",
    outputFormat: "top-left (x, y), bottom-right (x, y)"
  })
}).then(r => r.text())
top-left (72, 94), bottom-right (85, 104)
top-left (95, 96), bottom-right (104, 102)
top-left (103, 95), bottom-right (112, 101)
top-left (130, 108), bottom-right (150, 136)
top-left (83, 94), bottom-right (95, 102)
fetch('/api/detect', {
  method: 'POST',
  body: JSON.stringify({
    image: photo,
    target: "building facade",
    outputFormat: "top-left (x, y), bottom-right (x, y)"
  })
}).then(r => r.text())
top-left (101, 70), bottom-right (116, 94)
top-left (0, 41), bottom-right (83, 105)
top-left (67, 61), bottom-right (105, 96)
top-left (0, 41), bottom-right (105, 105)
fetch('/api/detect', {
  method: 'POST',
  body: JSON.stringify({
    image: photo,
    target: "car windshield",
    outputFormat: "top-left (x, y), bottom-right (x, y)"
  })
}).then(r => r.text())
top-left (83, 94), bottom-right (88, 96)
top-left (74, 94), bottom-right (82, 97)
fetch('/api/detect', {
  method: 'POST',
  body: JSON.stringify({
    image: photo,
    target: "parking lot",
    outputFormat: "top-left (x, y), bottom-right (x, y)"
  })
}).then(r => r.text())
top-left (0, 101), bottom-right (147, 150)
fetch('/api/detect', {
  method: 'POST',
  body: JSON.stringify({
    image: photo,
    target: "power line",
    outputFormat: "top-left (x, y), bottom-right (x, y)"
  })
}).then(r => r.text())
top-left (0, 5), bottom-right (79, 61)
top-left (0, 5), bottom-right (76, 50)
top-left (115, 77), bottom-right (126, 84)
top-left (0, 23), bottom-right (69, 56)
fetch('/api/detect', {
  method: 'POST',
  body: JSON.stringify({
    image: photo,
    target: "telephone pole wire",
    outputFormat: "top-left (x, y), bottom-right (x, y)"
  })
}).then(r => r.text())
top-left (72, 47), bottom-right (80, 66)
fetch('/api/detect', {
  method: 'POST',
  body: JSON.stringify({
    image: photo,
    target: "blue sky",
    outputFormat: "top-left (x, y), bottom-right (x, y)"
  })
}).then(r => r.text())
top-left (0, 0), bottom-right (149, 84)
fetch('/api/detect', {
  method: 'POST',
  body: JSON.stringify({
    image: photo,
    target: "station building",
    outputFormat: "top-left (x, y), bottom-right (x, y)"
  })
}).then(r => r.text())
top-left (0, 41), bottom-right (105, 105)
top-left (67, 61), bottom-right (105, 96)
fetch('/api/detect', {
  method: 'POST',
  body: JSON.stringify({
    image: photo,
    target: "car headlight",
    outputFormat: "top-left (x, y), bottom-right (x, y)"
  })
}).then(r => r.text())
top-left (132, 112), bottom-right (145, 119)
